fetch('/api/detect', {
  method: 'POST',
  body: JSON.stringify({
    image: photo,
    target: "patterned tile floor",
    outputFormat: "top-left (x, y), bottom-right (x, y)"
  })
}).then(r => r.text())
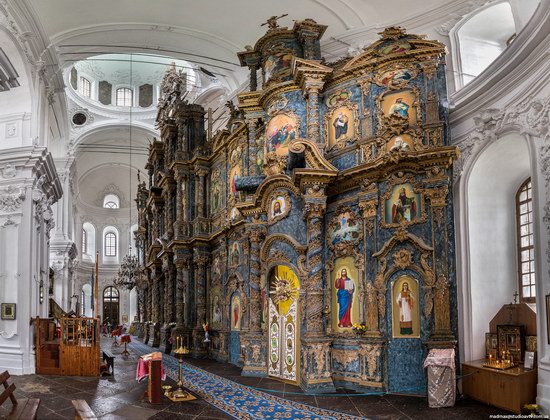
top-left (0, 336), bottom-right (509, 419)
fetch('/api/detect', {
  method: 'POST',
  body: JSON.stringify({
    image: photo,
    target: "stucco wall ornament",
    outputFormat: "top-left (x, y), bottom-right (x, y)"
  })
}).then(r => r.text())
top-left (453, 95), bottom-right (550, 185)
top-left (94, 183), bottom-right (128, 207)
top-left (0, 185), bottom-right (25, 212)
top-left (453, 95), bottom-right (550, 280)
top-left (1, 163), bottom-right (16, 178)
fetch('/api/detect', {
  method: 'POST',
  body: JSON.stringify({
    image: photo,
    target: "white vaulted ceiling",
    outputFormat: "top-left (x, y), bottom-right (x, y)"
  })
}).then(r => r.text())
top-left (24, 0), bottom-right (462, 90)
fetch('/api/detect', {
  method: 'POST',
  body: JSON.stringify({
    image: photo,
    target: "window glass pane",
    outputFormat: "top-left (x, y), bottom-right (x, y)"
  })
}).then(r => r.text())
top-left (527, 189), bottom-right (531, 200)
top-left (520, 203), bottom-right (527, 214)
top-left (522, 274), bottom-right (530, 285)
top-left (520, 225), bottom-right (529, 236)
top-left (521, 250), bottom-right (530, 261)
top-left (521, 262), bottom-right (530, 273)
top-left (521, 236), bottom-right (529, 248)
top-left (519, 191), bottom-right (527, 202)
top-left (530, 261), bottom-right (535, 273)
top-left (520, 214), bottom-right (529, 225)
top-left (116, 88), bottom-right (133, 107)
top-left (523, 286), bottom-right (531, 297)
top-left (531, 285), bottom-right (536, 299)
top-left (78, 77), bottom-right (91, 97)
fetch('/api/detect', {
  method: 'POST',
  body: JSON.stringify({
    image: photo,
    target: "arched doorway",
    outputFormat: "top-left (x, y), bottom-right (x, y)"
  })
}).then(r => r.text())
top-left (267, 265), bottom-right (300, 383)
top-left (103, 286), bottom-right (120, 326)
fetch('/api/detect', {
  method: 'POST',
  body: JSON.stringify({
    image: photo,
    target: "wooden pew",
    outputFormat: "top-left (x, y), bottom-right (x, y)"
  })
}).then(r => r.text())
top-left (0, 371), bottom-right (40, 420)
top-left (72, 399), bottom-right (97, 419)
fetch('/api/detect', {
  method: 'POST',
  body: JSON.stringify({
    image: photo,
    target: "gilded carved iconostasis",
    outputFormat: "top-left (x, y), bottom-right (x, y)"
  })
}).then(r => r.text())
top-left (136, 17), bottom-right (458, 394)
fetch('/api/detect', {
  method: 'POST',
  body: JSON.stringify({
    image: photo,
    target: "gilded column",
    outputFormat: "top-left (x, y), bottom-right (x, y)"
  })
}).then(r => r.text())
top-left (359, 196), bottom-right (381, 335)
top-left (242, 224), bottom-right (267, 377)
top-left (249, 64), bottom-right (258, 91)
top-left (302, 199), bottom-right (326, 336)
top-left (165, 258), bottom-right (175, 324)
top-left (171, 251), bottom-right (192, 347)
top-left (192, 250), bottom-right (209, 356)
top-left (247, 225), bottom-right (265, 332)
top-left (174, 170), bottom-right (184, 239)
top-left (293, 62), bottom-right (331, 150)
top-left (300, 188), bottom-right (336, 393)
top-left (195, 167), bottom-right (208, 218)
top-left (246, 117), bottom-right (259, 176)
top-left (305, 82), bottom-right (322, 143)
top-left (425, 184), bottom-right (454, 342)
top-left (149, 265), bottom-right (162, 347)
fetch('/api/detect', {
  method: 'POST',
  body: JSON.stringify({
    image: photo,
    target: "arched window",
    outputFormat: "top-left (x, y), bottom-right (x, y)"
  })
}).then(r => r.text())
top-left (516, 178), bottom-right (535, 302)
top-left (82, 222), bottom-right (95, 258)
top-left (105, 232), bottom-right (117, 257)
top-left (103, 193), bottom-right (120, 209)
top-left (82, 229), bottom-right (87, 254)
top-left (116, 88), bottom-right (133, 107)
top-left (78, 76), bottom-right (91, 97)
top-left (452, 2), bottom-right (516, 88)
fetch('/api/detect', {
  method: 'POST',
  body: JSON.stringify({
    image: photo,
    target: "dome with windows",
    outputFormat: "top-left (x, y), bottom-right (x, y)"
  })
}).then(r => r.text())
top-left (66, 54), bottom-right (198, 114)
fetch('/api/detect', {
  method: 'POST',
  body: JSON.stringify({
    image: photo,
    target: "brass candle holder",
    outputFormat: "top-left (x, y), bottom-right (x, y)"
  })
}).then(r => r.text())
top-left (166, 336), bottom-right (195, 402)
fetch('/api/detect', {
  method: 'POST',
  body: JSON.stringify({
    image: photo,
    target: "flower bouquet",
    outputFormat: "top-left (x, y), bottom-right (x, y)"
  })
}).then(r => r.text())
top-left (352, 323), bottom-right (367, 334)
top-left (202, 322), bottom-right (210, 343)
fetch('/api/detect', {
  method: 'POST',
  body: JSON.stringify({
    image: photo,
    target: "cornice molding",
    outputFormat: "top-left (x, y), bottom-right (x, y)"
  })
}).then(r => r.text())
top-left (450, 0), bottom-right (550, 125)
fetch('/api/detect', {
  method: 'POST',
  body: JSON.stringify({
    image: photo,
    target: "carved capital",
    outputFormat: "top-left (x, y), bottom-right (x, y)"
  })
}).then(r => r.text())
top-left (302, 201), bottom-right (326, 219)
top-left (425, 185), bottom-right (448, 207)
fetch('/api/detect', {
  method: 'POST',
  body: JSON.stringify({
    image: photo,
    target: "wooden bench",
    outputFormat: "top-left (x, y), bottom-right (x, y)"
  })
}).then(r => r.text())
top-left (102, 350), bottom-right (115, 375)
top-left (0, 371), bottom-right (40, 420)
top-left (72, 399), bottom-right (97, 420)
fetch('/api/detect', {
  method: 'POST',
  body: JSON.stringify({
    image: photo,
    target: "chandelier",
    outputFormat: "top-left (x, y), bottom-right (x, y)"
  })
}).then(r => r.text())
top-left (113, 251), bottom-right (139, 290)
top-left (113, 52), bottom-right (140, 292)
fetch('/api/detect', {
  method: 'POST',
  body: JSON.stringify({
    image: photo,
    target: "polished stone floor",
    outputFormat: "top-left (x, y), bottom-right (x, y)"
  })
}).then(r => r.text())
top-left (0, 336), bottom-right (509, 419)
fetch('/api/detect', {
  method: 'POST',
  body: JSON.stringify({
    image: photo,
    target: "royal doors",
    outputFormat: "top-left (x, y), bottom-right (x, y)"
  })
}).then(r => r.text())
top-left (268, 265), bottom-right (300, 383)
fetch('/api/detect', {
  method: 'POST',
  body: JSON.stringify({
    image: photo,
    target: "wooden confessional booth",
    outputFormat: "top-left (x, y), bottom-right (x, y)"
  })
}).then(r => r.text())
top-left (34, 301), bottom-right (100, 376)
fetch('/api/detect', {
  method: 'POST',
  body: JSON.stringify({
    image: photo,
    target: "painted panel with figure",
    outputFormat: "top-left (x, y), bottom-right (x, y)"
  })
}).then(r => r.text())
top-left (392, 275), bottom-right (420, 338)
top-left (331, 257), bottom-right (359, 332)
top-left (231, 294), bottom-right (241, 331)
top-left (384, 183), bottom-right (421, 225)
top-left (211, 287), bottom-right (222, 329)
top-left (329, 210), bottom-right (361, 247)
top-left (380, 90), bottom-right (417, 125)
top-left (267, 191), bottom-right (291, 224)
top-left (266, 113), bottom-right (297, 156)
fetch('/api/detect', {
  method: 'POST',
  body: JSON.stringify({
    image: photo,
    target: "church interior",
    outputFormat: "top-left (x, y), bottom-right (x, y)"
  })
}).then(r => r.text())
top-left (0, 0), bottom-right (549, 418)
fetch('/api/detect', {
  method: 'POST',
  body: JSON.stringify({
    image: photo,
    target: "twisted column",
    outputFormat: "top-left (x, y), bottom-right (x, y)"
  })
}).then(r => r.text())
top-left (305, 83), bottom-right (322, 143)
top-left (247, 117), bottom-right (259, 176)
top-left (303, 199), bottom-right (326, 336)
top-left (248, 225), bottom-right (265, 333)
top-left (193, 252), bottom-right (208, 328)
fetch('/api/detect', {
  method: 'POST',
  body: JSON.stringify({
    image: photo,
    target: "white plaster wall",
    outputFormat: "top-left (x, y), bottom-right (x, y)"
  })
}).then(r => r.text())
top-left (467, 134), bottom-right (531, 360)
top-left (0, 30), bottom-right (33, 150)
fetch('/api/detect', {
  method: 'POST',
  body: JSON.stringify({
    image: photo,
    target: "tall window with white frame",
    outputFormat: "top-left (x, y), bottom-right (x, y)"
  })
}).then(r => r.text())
top-left (116, 88), bottom-right (133, 107)
top-left (105, 232), bottom-right (117, 257)
top-left (82, 229), bottom-right (87, 254)
top-left (516, 178), bottom-right (536, 303)
top-left (79, 76), bottom-right (91, 97)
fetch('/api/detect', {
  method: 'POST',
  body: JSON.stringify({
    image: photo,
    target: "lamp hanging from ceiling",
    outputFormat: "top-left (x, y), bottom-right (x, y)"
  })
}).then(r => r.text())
top-left (114, 53), bottom-right (138, 291)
